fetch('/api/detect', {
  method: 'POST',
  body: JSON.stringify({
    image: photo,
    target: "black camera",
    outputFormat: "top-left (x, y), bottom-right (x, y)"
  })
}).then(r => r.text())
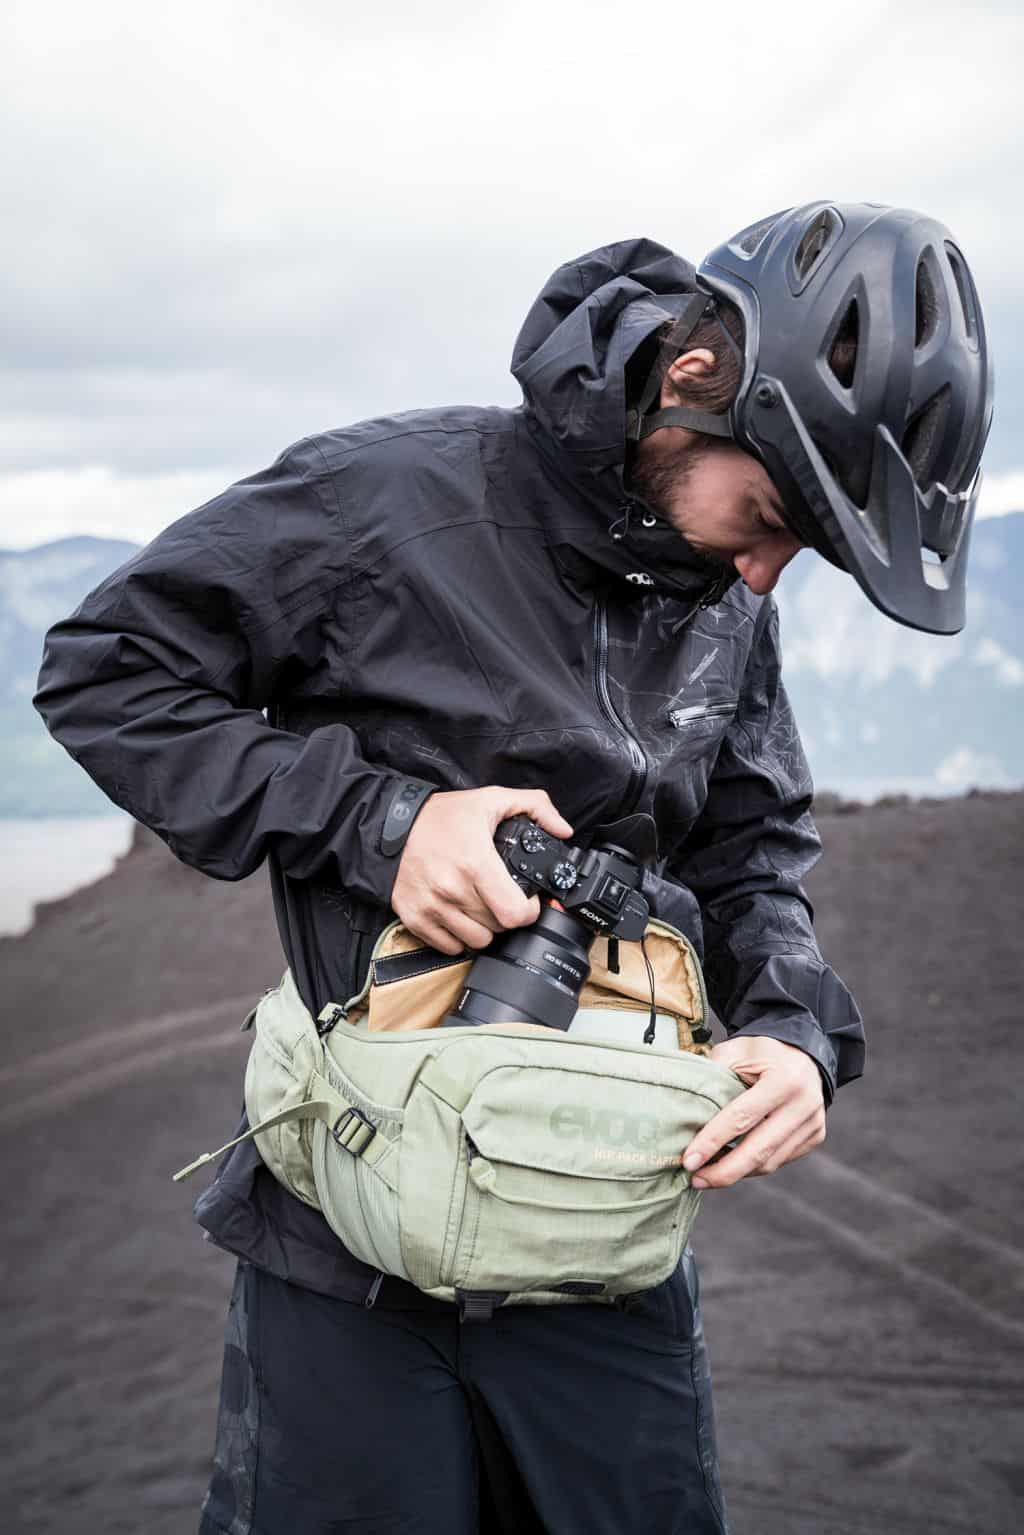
top-left (440, 815), bottom-right (649, 1032)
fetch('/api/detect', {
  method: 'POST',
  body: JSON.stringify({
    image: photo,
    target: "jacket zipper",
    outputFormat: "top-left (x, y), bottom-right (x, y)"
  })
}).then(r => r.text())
top-left (593, 597), bottom-right (648, 818)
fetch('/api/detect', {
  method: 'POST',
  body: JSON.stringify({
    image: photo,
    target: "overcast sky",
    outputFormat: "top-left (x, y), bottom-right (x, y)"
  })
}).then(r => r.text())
top-left (1, 0), bottom-right (1020, 549)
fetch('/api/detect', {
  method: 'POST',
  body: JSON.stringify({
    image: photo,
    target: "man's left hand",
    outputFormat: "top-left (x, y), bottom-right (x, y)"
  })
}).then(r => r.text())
top-left (683, 1036), bottom-right (827, 1189)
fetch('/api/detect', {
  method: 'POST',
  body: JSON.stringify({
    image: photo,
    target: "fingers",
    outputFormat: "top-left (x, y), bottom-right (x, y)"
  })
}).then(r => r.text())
top-left (750, 1121), bottom-right (826, 1176)
top-left (691, 1115), bottom-right (825, 1188)
top-left (682, 1036), bottom-right (827, 1189)
top-left (474, 786), bottom-right (571, 927)
top-left (401, 904), bottom-right (496, 956)
top-left (391, 784), bottom-right (570, 953)
top-left (487, 787), bottom-right (574, 841)
top-left (397, 866), bottom-right (525, 954)
top-left (687, 1091), bottom-right (826, 1189)
top-left (473, 848), bottom-right (542, 930)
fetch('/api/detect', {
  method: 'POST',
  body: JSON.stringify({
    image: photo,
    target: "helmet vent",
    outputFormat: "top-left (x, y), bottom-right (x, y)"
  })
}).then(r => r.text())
top-left (794, 208), bottom-right (842, 282)
top-left (902, 384), bottom-right (951, 491)
top-left (736, 214), bottom-right (782, 256)
top-left (815, 433), bottom-right (868, 510)
top-left (828, 298), bottom-right (859, 388)
top-left (944, 242), bottom-right (979, 344)
top-left (915, 255), bottom-right (940, 349)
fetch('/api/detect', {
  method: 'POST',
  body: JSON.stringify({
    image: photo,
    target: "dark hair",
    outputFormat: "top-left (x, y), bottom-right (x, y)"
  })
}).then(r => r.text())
top-left (626, 299), bottom-right (745, 417)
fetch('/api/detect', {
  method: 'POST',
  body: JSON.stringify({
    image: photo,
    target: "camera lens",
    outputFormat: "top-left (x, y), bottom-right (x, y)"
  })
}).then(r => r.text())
top-left (442, 905), bottom-right (593, 1031)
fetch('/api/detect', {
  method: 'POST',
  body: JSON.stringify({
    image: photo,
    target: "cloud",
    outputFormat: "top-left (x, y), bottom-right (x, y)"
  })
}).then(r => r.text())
top-left (935, 746), bottom-right (1013, 789)
top-left (0, 0), bottom-right (1019, 502)
top-left (0, 465), bottom-right (238, 548)
top-left (0, 3), bottom-right (1018, 554)
top-left (973, 637), bottom-right (1024, 685)
top-left (978, 471), bottom-right (1024, 519)
top-left (775, 560), bottom-right (967, 688)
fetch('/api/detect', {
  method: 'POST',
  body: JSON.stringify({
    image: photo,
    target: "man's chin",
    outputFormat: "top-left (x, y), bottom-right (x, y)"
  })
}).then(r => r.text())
top-left (673, 535), bottom-right (735, 579)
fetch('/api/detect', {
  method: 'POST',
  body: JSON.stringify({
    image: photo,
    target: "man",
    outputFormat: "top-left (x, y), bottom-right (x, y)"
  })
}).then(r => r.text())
top-left (35, 202), bottom-right (992, 1534)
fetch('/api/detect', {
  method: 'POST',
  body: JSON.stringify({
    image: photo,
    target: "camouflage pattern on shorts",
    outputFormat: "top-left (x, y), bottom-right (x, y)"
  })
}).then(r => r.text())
top-left (198, 1264), bottom-right (259, 1535)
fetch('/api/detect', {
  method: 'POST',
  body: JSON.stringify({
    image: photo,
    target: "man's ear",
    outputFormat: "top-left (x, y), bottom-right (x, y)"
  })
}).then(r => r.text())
top-left (668, 348), bottom-right (716, 383)
top-left (662, 347), bottom-right (717, 407)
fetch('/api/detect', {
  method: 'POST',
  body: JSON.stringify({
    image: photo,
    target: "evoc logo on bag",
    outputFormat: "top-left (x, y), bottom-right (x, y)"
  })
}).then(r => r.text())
top-left (549, 1104), bottom-right (685, 1166)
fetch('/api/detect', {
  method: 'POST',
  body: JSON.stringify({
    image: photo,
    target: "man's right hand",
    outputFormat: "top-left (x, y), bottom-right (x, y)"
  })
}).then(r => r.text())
top-left (391, 786), bottom-right (573, 954)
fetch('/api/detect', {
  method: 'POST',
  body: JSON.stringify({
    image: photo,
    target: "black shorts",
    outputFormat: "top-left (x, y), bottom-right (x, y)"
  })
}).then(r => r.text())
top-left (198, 1252), bottom-right (730, 1535)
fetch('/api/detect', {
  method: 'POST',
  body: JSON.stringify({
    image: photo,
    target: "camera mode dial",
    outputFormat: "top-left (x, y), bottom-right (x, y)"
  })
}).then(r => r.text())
top-left (521, 825), bottom-right (550, 854)
top-left (552, 861), bottom-right (578, 892)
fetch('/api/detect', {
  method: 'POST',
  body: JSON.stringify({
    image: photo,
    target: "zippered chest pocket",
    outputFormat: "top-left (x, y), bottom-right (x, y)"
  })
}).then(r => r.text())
top-left (666, 699), bottom-right (738, 731)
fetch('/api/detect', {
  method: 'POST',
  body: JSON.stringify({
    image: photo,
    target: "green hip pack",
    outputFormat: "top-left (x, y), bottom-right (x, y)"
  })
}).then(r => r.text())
top-left (174, 919), bottom-right (747, 1315)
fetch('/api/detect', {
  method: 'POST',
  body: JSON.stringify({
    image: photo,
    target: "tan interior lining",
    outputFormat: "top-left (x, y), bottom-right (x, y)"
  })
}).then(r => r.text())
top-left (350, 924), bottom-right (709, 1053)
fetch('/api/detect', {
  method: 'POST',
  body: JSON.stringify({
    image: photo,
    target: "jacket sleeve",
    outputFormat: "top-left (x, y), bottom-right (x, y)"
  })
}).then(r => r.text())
top-left (668, 595), bottom-right (864, 1104)
top-left (32, 438), bottom-right (436, 907)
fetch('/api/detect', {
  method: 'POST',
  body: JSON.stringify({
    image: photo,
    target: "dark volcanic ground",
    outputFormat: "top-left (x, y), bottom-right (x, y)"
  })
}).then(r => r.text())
top-left (2, 791), bottom-right (1022, 1534)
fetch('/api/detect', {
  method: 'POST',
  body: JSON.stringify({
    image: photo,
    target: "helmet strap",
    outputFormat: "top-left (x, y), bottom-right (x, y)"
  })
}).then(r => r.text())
top-left (634, 407), bottom-right (734, 441)
top-left (625, 291), bottom-right (736, 445)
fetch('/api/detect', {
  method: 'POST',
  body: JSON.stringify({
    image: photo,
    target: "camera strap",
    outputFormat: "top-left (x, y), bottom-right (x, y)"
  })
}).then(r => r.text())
top-left (640, 936), bottom-right (659, 1046)
top-left (604, 930), bottom-right (660, 1045)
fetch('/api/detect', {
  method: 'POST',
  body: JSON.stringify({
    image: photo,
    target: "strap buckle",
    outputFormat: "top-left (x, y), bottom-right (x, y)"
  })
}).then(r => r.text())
top-left (331, 1105), bottom-right (377, 1157)
top-left (316, 1003), bottom-right (347, 1038)
top-left (455, 1288), bottom-right (510, 1322)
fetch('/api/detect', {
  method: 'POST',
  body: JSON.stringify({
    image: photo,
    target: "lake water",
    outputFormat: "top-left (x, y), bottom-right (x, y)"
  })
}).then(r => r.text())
top-left (0, 815), bottom-right (135, 937)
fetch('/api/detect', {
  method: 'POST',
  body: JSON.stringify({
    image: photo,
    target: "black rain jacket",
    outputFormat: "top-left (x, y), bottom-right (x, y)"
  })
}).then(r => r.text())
top-left (35, 239), bottom-right (864, 1302)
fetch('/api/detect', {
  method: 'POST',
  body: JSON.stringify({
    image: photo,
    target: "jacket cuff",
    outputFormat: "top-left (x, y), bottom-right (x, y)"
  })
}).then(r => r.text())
top-left (711, 952), bottom-right (864, 1110)
top-left (379, 779), bottom-right (436, 858)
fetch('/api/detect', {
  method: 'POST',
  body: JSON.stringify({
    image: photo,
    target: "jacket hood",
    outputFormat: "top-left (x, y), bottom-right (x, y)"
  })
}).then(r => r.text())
top-left (511, 238), bottom-right (740, 605)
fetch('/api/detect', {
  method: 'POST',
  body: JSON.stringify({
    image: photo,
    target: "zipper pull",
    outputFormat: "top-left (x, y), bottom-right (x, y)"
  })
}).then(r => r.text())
top-left (699, 569), bottom-right (734, 608)
top-left (364, 1271), bottom-right (385, 1309)
top-left (316, 1003), bottom-right (347, 1038)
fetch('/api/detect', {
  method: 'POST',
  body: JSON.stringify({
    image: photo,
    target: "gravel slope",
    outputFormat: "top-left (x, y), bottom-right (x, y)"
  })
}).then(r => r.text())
top-left (1, 791), bottom-right (1021, 1534)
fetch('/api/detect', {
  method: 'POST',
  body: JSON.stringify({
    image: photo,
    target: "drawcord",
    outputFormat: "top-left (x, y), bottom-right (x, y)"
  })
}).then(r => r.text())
top-left (609, 501), bottom-right (633, 542)
top-left (641, 936), bottom-right (658, 1045)
top-left (612, 498), bottom-right (733, 612)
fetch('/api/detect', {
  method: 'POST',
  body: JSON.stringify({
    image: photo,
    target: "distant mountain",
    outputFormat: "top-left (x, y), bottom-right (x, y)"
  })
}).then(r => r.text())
top-left (3, 517), bottom-right (1022, 817)
top-left (1, 537), bottom-right (140, 816)
top-left (775, 511), bottom-right (1024, 799)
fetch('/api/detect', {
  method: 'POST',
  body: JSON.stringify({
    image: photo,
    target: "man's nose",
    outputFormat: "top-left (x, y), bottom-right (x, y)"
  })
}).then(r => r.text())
top-left (734, 536), bottom-right (802, 595)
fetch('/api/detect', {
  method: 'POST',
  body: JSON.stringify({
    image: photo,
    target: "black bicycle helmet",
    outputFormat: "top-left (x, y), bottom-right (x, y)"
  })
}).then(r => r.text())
top-left (631, 202), bottom-right (994, 634)
top-left (702, 202), bottom-right (993, 633)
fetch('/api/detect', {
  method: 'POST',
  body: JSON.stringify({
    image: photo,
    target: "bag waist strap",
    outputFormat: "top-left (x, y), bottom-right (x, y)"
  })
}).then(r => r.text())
top-left (171, 1070), bottom-right (389, 1183)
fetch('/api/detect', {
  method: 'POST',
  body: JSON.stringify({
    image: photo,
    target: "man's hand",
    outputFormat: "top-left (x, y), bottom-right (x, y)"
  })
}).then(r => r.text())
top-left (683, 1036), bottom-right (827, 1189)
top-left (392, 786), bottom-right (573, 954)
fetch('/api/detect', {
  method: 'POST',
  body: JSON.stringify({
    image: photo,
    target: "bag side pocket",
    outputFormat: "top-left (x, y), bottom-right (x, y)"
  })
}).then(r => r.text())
top-left (311, 1052), bottom-right (409, 1279)
top-left (243, 977), bottom-right (322, 1208)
